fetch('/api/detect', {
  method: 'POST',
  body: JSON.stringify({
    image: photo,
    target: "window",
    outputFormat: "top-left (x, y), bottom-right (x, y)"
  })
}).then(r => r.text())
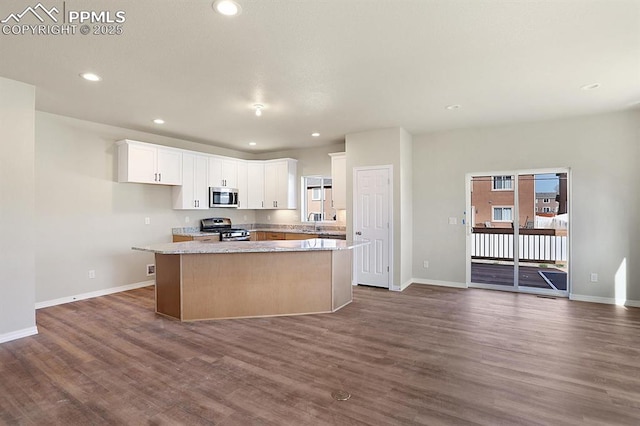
top-left (542, 207), bottom-right (551, 213)
top-left (492, 175), bottom-right (513, 190)
top-left (311, 187), bottom-right (321, 201)
top-left (492, 206), bottom-right (513, 222)
top-left (543, 198), bottom-right (550, 203)
top-left (302, 176), bottom-right (335, 222)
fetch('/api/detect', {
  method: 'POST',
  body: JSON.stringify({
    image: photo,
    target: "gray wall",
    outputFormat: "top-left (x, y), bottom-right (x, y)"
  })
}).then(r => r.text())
top-left (0, 77), bottom-right (36, 340)
top-left (412, 110), bottom-right (640, 302)
top-left (34, 112), bottom-right (257, 304)
top-left (345, 127), bottom-right (413, 290)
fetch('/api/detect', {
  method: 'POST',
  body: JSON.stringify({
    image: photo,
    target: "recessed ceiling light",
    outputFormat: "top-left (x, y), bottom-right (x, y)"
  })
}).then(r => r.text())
top-left (153, 118), bottom-right (165, 124)
top-left (446, 104), bottom-right (461, 110)
top-left (581, 83), bottom-right (601, 90)
top-left (80, 72), bottom-right (101, 82)
top-left (253, 104), bottom-right (264, 117)
top-left (249, 142), bottom-right (257, 146)
top-left (212, 0), bottom-right (241, 16)
top-left (311, 133), bottom-right (320, 137)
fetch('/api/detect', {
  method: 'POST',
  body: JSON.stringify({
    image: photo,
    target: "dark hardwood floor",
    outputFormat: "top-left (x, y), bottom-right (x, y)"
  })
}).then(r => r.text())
top-left (1, 285), bottom-right (640, 425)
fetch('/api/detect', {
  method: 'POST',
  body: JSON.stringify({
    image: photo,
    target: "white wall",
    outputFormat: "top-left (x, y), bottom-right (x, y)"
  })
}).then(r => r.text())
top-left (345, 127), bottom-right (413, 289)
top-left (412, 110), bottom-right (640, 303)
top-left (34, 112), bottom-right (257, 304)
top-left (253, 143), bottom-right (346, 225)
top-left (0, 77), bottom-right (37, 342)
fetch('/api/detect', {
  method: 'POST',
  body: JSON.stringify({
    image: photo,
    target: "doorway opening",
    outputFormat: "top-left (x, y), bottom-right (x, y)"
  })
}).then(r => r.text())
top-left (467, 170), bottom-right (569, 296)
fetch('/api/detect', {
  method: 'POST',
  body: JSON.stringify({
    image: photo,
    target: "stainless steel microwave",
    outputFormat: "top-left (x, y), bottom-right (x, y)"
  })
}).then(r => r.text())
top-left (209, 187), bottom-right (238, 208)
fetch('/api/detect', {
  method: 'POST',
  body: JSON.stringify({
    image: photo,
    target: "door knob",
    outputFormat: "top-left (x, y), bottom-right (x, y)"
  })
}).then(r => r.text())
top-left (355, 231), bottom-right (362, 235)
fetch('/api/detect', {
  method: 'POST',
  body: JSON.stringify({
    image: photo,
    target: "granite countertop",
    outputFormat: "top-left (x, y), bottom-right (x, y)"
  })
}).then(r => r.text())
top-left (133, 238), bottom-right (368, 255)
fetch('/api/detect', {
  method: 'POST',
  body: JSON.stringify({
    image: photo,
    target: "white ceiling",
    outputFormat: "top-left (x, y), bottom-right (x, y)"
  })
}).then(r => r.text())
top-left (1, 0), bottom-right (638, 153)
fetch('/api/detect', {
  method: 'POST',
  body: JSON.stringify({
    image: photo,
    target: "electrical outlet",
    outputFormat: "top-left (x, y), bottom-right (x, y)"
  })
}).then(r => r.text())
top-left (243, 215), bottom-right (247, 221)
top-left (147, 264), bottom-right (156, 276)
top-left (144, 217), bottom-right (150, 225)
top-left (88, 270), bottom-right (96, 279)
top-left (423, 261), bottom-right (429, 268)
top-left (267, 215), bottom-right (271, 221)
top-left (185, 216), bottom-right (190, 223)
top-left (448, 217), bottom-right (457, 225)
top-left (590, 273), bottom-right (598, 282)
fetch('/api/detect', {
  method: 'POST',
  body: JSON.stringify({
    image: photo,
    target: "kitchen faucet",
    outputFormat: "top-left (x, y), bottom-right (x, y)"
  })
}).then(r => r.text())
top-left (307, 212), bottom-right (318, 230)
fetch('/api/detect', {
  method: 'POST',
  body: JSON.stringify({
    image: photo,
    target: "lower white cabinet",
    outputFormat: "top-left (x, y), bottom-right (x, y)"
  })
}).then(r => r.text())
top-left (172, 153), bottom-right (209, 210)
top-left (264, 159), bottom-right (297, 209)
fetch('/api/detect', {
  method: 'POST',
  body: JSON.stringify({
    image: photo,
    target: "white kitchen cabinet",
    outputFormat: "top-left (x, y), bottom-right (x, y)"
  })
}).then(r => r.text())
top-left (264, 159), bottom-right (297, 209)
top-left (117, 139), bottom-right (182, 185)
top-left (329, 152), bottom-right (346, 210)
top-left (236, 160), bottom-right (248, 209)
top-left (246, 161), bottom-right (265, 209)
top-left (209, 156), bottom-right (239, 188)
top-left (173, 152), bottom-right (209, 210)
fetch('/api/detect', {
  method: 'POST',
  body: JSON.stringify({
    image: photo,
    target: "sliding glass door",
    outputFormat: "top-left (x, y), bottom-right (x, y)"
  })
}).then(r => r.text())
top-left (467, 169), bottom-right (569, 296)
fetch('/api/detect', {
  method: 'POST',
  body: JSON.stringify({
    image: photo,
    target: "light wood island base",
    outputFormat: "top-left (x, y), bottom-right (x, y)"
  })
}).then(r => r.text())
top-left (154, 249), bottom-right (352, 321)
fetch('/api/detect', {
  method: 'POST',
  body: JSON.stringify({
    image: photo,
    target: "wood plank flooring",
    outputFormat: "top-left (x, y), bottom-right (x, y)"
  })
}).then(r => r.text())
top-left (1, 285), bottom-right (640, 425)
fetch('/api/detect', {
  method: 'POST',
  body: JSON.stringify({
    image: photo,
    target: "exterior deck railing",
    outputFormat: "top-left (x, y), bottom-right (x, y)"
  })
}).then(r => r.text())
top-left (471, 227), bottom-right (567, 263)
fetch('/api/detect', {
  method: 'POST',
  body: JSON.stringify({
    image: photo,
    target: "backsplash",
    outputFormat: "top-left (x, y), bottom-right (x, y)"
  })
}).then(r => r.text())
top-left (172, 223), bottom-right (346, 235)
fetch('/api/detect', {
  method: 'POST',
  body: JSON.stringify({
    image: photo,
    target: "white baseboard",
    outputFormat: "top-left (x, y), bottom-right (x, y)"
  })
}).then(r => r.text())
top-left (35, 280), bottom-right (155, 310)
top-left (569, 294), bottom-right (640, 308)
top-left (399, 279), bottom-right (413, 291)
top-left (410, 279), bottom-right (468, 289)
top-left (0, 326), bottom-right (38, 344)
top-left (569, 294), bottom-right (614, 305)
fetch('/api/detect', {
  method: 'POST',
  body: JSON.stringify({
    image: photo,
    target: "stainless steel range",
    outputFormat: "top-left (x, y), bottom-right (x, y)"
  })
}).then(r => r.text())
top-left (200, 217), bottom-right (251, 242)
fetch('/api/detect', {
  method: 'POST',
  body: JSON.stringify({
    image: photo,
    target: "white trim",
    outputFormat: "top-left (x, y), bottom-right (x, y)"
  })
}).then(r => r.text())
top-left (569, 294), bottom-right (640, 308)
top-left (0, 326), bottom-right (38, 344)
top-left (411, 279), bottom-right (467, 289)
top-left (569, 294), bottom-right (615, 305)
top-left (399, 278), bottom-right (413, 291)
top-left (35, 280), bottom-right (154, 309)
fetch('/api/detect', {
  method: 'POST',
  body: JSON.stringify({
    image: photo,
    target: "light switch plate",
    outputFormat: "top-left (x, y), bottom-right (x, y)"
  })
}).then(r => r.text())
top-left (448, 217), bottom-right (457, 225)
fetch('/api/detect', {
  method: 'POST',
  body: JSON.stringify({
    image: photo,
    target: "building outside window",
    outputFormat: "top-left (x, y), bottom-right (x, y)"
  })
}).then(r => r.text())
top-left (492, 206), bottom-right (513, 222)
top-left (492, 175), bottom-right (513, 190)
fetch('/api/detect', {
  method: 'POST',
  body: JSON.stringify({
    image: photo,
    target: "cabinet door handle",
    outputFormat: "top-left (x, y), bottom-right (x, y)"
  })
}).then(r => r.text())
top-left (158, 173), bottom-right (162, 182)
top-left (154, 173), bottom-right (158, 182)
top-left (356, 231), bottom-right (362, 235)
top-left (261, 201), bottom-right (264, 208)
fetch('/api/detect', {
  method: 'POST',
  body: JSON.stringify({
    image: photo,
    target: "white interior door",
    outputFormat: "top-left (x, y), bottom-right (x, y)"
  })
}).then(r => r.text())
top-left (354, 167), bottom-right (390, 288)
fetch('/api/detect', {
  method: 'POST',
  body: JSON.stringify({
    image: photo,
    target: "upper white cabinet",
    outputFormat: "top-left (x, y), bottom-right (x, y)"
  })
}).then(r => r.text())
top-left (264, 159), bottom-right (297, 209)
top-left (117, 139), bottom-right (298, 210)
top-left (209, 156), bottom-right (239, 188)
top-left (173, 152), bottom-right (209, 210)
top-left (246, 161), bottom-right (265, 209)
top-left (329, 152), bottom-right (346, 210)
top-left (117, 140), bottom-right (182, 185)
top-left (236, 160), bottom-right (248, 209)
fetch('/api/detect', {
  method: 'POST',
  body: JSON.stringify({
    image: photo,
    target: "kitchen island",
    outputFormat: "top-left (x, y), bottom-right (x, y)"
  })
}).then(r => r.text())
top-left (132, 239), bottom-right (366, 321)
